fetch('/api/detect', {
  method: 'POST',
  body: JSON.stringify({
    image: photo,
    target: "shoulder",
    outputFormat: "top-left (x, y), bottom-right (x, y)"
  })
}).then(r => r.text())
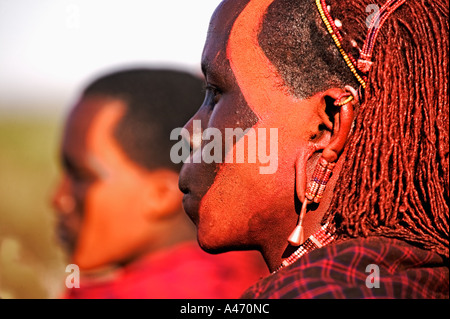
top-left (242, 237), bottom-right (449, 299)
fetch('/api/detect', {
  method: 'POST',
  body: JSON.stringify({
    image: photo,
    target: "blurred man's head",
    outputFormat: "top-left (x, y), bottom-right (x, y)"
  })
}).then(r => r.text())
top-left (52, 69), bottom-right (204, 270)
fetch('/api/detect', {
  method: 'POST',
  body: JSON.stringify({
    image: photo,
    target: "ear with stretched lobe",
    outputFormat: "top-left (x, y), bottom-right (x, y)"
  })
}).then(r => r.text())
top-left (289, 86), bottom-right (357, 246)
top-left (295, 86), bottom-right (357, 201)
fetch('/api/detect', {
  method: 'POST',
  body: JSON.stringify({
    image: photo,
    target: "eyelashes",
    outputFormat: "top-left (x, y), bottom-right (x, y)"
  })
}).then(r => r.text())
top-left (204, 83), bottom-right (222, 107)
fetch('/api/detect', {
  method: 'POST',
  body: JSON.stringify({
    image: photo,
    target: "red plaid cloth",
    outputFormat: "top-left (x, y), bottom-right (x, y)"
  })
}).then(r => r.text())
top-left (242, 237), bottom-right (449, 299)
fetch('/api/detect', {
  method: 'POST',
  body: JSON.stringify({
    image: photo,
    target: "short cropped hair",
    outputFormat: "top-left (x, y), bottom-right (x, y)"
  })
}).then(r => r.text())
top-left (82, 68), bottom-right (204, 172)
top-left (259, 0), bottom-right (358, 99)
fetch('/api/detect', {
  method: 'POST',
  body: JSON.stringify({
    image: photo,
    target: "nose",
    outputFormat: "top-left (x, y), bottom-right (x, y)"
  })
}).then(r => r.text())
top-left (51, 175), bottom-right (75, 215)
top-left (183, 107), bottom-right (210, 152)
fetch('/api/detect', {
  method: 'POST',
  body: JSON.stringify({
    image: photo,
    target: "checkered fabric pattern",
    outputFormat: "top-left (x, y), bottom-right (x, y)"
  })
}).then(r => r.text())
top-left (241, 237), bottom-right (449, 299)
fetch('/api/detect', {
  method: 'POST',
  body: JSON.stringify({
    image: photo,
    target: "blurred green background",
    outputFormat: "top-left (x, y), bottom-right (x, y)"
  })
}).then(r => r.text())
top-left (0, 0), bottom-right (222, 299)
top-left (0, 109), bottom-right (68, 298)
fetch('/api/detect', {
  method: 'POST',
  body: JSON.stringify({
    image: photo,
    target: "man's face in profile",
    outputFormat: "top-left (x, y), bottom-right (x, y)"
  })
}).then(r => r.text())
top-left (52, 96), bottom-right (157, 270)
top-left (179, 0), bottom-right (319, 253)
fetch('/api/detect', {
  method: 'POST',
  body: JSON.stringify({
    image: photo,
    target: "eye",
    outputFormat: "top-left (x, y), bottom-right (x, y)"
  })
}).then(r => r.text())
top-left (204, 84), bottom-right (222, 107)
top-left (70, 168), bottom-right (97, 184)
top-left (64, 160), bottom-right (96, 183)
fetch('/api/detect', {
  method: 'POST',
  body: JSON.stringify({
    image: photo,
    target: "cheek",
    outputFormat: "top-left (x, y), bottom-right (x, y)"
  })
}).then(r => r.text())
top-left (197, 164), bottom-right (262, 249)
top-left (73, 177), bottom-right (144, 268)
top-left (200, 164), bottom-right (272, 216)
top-left (197, 127), bottom-right (296, 245)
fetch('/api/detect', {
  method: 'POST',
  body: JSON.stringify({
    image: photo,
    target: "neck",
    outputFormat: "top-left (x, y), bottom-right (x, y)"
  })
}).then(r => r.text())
top-left (261, 235), bottom-right (294, 273)
top-left (115, 209), bottom-right (196, 269)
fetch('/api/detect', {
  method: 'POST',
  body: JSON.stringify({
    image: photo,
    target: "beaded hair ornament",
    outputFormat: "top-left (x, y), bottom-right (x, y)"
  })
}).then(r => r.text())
top-left (281, 0), bottom-right (407, 272)
top-left (316, 0), bottom-right (407, 92)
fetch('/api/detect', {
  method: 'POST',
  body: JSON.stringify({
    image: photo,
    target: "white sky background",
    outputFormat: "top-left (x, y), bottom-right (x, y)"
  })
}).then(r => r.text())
top-left (0, 0), bottom-right (222, 114)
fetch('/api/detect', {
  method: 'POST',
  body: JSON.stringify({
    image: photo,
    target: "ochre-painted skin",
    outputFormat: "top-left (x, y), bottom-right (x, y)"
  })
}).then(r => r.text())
top-left (179, 0), bottom-right (338, 269)
top-left (53, 96), bottom-right (182, 270)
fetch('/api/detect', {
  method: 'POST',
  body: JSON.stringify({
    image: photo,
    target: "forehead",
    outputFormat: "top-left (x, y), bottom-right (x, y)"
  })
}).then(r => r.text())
top-left (62, 95), bottom-right (126, 162)
top-left (66, 96), bottom-right (112, 135)
top-left (202, 0), bottom-right (250, 75)
top-left (205, 0), bottom-right (303, 122)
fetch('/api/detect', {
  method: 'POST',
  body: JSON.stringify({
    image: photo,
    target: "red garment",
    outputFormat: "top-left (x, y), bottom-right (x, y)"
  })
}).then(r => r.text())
top-left (63, 241), bottom-right (267, 299)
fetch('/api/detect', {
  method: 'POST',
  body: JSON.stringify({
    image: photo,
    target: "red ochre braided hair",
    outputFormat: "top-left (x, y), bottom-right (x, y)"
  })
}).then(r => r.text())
top-left (316, 0), bottom-right (449, 257)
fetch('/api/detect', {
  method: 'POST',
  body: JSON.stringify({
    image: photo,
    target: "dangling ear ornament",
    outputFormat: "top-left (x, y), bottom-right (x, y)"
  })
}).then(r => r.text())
top-left (287, 157), bottom-right (336, 246)
top-left (288, 86), bottom-right (357, 246)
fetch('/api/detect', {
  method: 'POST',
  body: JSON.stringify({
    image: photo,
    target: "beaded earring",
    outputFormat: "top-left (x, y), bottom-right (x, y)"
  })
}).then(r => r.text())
top-left (288, 157), bottom-right (336, 246)
top-left (305, 157), bottom-right (336, 203)
top-left (288, 86), bottom-right (358, 247)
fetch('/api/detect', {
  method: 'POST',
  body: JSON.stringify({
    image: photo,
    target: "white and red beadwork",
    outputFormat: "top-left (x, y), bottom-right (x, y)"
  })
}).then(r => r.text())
top-left (275, 224), bottom-right (335, 273)
top-left (305, 157), bottom-right (336, 203)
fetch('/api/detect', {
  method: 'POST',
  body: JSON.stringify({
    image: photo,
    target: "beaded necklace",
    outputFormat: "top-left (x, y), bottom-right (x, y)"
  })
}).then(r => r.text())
top-left (275, 223), bottom-right (335, 273)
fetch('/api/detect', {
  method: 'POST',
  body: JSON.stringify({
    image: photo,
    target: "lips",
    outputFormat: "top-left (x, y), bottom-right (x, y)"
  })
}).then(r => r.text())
top-left (56, 217), bottom-right (76, 253)
top-left (183, 194), bottom-right (200, 224)
top-left (178, 168), bottom-right (200, 225)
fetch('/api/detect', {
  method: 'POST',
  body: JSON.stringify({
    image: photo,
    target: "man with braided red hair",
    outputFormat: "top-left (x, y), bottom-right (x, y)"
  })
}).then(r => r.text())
top-left (179, 0), bottom-right (449, 298)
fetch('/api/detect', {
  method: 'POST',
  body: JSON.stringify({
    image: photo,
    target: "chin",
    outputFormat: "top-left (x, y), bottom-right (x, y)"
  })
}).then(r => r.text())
top-left (197, 241), bottom-right (233, 255)
top-left (196, 225), bottom-right (239, 255)
top-left (73, 253), bottom-right (101, 271)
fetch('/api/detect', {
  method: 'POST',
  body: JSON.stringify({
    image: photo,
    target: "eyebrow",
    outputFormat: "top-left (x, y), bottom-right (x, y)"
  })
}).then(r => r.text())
top-left (62, 153), bottom-right (78, 174)
top-left (62, 152), bottom-right (89, 174)
top-left (201, 59), bottom-right (221, 84)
